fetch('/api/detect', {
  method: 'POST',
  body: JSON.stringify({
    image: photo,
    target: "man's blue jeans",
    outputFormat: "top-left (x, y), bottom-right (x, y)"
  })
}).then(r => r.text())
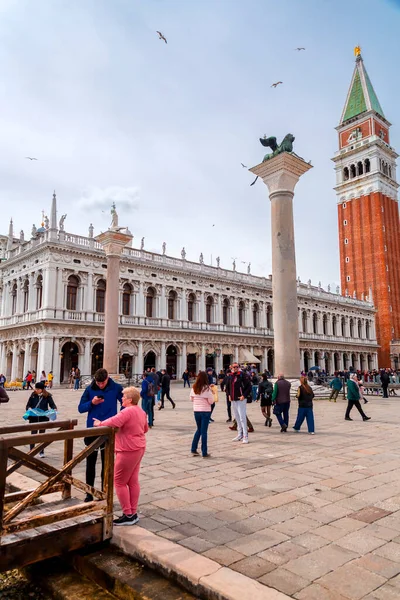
top-left (293, 407), bottom-right (315, 433)
top-left (74, 378), bottom-right (80, 390)
top-left (191, 411), bottom-right (210, 457)
top-left (142, 397), bottom-right (154, 426)
top-left (274, 402), bottom-right (290, 428)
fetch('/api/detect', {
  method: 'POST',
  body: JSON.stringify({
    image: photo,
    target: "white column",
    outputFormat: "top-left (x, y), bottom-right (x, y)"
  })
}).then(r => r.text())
top-left (327, 314), bottom-right (333, 336)
top-left (181, 293), bottom-right (188, 321)
top-left (82, 338), bottom-right (91, 375)
top-left (216, 295), bottom-right (222, 324)
top-left (160, 341), bottom-right (166, 370)
top-left (27, 273), bottom-right (36, 312)
top-left (234, 346), bottom-right (239, 363)
top-left (37, 337), bottom-right (54, 376)
top-left (137, 341), bottom-right (144, 375)
top-left (263, 347), bottom-right (268, 371)
top-left (260, 303), bottom-right (266, 329)
top-left (43, 266), bottom-right (57, 311)
top-left (177, 353), bottom-right (183, 379)
top-left (300, 348), bottom-right (304, 372)
top-left (0, 343), bottom-right (5, 375)
top-left (138, 282), bottom-right (145, 317)
top-left (160, 286), bottom-right (166, 318)
top-left (199, 344), bottom-right (206, 371)
top-left (11, 341), bottom-right (18, 380)
top-left (199, 291), bottom-right (205, 323)
top-left (23, 342), bottom-right (31, 376)
top-left (182, 342), bottom-right (187, 371)
top-left (86, 272), bottom-right (94, 318)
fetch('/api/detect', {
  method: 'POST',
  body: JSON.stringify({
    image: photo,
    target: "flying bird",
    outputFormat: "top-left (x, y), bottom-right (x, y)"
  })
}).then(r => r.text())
top-left (241, 162), bottom-right (247, 168)
top-left (156, 31), bottom-right (167, 44)
top-left (271, 81), bottom-right (283, 88)
top-left (25, 157), bottom-right (38, 161)
top-left (250, 176), bottom-right (259, 186)
top-left (295, 47), bottom-right (306, 51)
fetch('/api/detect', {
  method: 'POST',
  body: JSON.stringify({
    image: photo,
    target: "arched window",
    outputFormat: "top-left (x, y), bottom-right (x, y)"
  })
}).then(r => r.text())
top-left (366, 320), bottom-right (370, 339)
top-left (168, 290), bottom-right (177, 320)
top-left (322, 314), bottom-right (327, 335)
top-left (223, 299), bottom-right (229, 325)
top-left (312, 312), bottom-right (318, 334)
top-left (122, 283), bottom-right (132, 316)
top-left (357, 161), bottom-right (363, 176)
top-left (206, 296), bottom-right (213, 324)
top-left (238, 301), bottom-right (244, 327)
top-left (253, 303), bottom-right (259, 328)
top-left (349, 318), bottom-right (354, 337)
top-left (350, 164), bottom-right (356, 178)
top-left (302, 310), bottom-right (307, 333)
top-left (266, 304), bottom-right (272, 329)
top-left (36, 274), bottom-right (43, 309)
top-left (96, 279), bottom-right (106, 313)
top-left (23, 279), bottom-right (29, 312)
top-left (343, 167), bottom-right (349, 181)
top-left (364, 158), bottom-right (370, 173)
top-left (332, 315), bottom-right (337, 336)
top-left (188, 293), bottom-right (195, 322)
top-left (66, 275), bottom-right (79, 311)
top-left (146, 287), bottom-right (155, 318)
top-left (11, 282), bottom-right (17, 315)
top-left (357, 319), bottom-right (362, 338)
top-left (341, 316), bottom-right (346, 337)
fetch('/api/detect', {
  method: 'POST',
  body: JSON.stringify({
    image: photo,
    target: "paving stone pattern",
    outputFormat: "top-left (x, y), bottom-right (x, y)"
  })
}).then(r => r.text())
top-left (4, 386), bottom-right (400, 599)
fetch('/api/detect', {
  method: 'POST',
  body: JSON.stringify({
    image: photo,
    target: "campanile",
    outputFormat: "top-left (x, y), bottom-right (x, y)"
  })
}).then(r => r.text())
top-left (332, 47), bottom-right (400, 367)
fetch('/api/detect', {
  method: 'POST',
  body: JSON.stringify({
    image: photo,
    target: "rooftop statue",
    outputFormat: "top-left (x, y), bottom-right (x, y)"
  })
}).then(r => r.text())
top-left (260, 134), bottom-right (295, 162)
top-left (110, 203), bottom-right (118, 229)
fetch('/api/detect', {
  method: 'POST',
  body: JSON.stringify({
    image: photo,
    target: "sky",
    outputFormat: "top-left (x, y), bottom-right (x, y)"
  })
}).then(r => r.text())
top-left (0, 0), bottom-right (399, 288)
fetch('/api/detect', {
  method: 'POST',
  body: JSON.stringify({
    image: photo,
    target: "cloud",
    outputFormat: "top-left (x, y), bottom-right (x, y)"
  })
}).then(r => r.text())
top-left (76, 186), bottom-right (140, 212)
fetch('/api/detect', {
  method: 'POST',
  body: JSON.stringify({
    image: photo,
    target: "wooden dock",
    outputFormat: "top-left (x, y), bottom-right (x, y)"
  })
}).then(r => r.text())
top-left (0, 420), bottom-right (115, 572)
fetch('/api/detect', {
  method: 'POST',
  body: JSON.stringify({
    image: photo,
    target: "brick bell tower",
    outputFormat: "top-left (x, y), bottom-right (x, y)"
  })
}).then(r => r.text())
top-left (332, 47), bottom-right (400, 367)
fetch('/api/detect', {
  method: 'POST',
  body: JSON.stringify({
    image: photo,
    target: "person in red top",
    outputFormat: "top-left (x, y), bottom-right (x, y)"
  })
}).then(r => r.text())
top-left (93, 386), bottom-right (148, 526)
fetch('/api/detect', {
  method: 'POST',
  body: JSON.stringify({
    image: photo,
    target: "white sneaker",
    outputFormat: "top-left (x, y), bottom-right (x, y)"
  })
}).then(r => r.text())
top-left (242, 438), bottom-right (249, 444)
top-left (232, 435), bottom-right (243, 442)
top-left (309, 432), bottom-right (315, 435)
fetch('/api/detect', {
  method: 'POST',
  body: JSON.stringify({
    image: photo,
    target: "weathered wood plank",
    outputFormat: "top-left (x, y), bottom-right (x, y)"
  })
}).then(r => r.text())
top-left (0, 426), bottom-right (112, 448)
top-left (102, 429), bottom-right (115, 541)
top-left (62, 425), bottom-right (74, 500)
top-left (0, 521), bottom-right (104, 572)
top-left (3, 436), bottom-right (107, 525)
top-left (5, 483), bottom-right (64, 504)
top-left (0, 445), bottom-right (8, 531)
top-left (0, 420), bottom-right (77, 435)
top-left (2, 500), bottom-right (107, 534)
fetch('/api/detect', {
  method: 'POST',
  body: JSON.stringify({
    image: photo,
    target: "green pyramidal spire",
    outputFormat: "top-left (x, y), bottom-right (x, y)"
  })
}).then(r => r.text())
top-left (340, 49), bottom-right (384, 124)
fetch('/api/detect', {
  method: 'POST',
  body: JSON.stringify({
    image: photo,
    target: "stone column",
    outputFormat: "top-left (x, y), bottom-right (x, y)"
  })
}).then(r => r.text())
top-left (82, 338), bottom-right (91, 375)
top-left (199, 344), bottom-right (206, 371)
top-left (160, 341), bottom-right (166, 370)
top-left (86, 272), bottom-right (94, 320)
top-left (137, 341), bottom-right (144, 375)
top-left (96, 229), bottom-right (133, 375)
top-left (23, 342), bottom-right (32, 376)
top-left (250, 153), bottom-right (312, 377)
top-left (182, 342), bottom-right (187, 371)
top-left (11, 342), bottom-right (18, 380)
top-left (37, 337), bottom-right (54, 376)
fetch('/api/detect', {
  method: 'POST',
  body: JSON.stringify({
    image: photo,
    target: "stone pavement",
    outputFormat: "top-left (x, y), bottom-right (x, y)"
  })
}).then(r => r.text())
top-left (3, 385), bottom-right (400, 599)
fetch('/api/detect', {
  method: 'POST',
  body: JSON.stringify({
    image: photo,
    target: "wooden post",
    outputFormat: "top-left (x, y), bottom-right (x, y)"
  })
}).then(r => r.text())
top-left (62, 422), bottom-right (74, 500)
top-left (0, 443), bottom-right (8, 533)
top-left (102, 428), bottom-right (115, 540)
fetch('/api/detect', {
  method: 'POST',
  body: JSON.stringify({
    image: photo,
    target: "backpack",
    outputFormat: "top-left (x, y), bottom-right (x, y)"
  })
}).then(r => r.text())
top-left (147, 381), bottom-right (156, 397)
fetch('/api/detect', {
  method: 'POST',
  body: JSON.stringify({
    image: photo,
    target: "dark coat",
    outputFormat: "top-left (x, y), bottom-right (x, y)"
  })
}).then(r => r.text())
top-left (296, 385), bottom-right (314, 408)
top-left (26, 392), bottom-right (57, 424)
top-left (225, 371), bottom-right (252, 401)
top-left (272, 379), bottom-right (291, 404)
top-left (161, 373), bottom-right (171, 390)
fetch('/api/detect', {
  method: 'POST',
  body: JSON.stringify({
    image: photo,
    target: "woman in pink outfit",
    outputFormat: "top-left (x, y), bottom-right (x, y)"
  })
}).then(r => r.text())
top-left (190, 371), bottom-right (215, 458)
top-left (93, 386), bottom-right (148, 526)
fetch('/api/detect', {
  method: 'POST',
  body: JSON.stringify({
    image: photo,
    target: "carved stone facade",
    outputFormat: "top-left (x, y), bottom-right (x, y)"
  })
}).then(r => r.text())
top-left (0, 223), bottom-right (379, 383)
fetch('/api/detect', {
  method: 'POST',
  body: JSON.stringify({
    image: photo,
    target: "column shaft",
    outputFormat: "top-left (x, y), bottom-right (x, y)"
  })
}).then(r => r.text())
top-left (103, 255), bottom-right (121, 374)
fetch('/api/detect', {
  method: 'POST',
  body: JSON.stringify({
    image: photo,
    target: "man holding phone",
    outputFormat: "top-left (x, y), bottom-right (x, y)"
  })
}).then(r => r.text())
top-left (78, 368), bottom-right (123, 502)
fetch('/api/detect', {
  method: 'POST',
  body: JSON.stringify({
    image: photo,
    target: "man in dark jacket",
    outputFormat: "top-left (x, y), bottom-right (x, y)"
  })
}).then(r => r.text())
top-left (159, 369), bottom-right (176, 409)
top-left (272, 374), bottom-right (291, 432)
top-left (381, 369), bottom-right (390, 398)
top-left (226, 364), bottom-right (252, 443)
top-left (78, 368), bottom-right (123, 502)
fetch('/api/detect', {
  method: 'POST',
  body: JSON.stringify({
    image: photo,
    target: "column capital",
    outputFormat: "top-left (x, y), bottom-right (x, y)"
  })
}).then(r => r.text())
top-left (249, 152), bottom-right (312, 196)
top-left (95, 230), bottom-right (133, 257)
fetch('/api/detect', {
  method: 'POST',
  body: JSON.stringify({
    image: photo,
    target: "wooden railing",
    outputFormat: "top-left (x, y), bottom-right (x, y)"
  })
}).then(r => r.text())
top-left (0, 420), bottom-right (115, 547)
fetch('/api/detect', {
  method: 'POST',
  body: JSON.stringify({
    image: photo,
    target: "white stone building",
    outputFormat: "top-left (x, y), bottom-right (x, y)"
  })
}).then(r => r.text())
top-left (0, 195), bottom-right (379, 384)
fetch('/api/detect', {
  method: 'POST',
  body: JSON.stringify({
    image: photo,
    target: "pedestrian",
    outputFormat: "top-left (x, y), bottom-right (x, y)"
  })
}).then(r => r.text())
top-left (182, 369), bottom-right (191, 388)
top-left (329, 374), bottom-right (343, 402)
top-left (78, 368), bottom-right (123, 502)
top-left (381, 369), bottom-right (390, 398)
top-left (272, 373), bottom-right (291, 432)
top-left (257, 373), bottom-right (273, 427)
top-left (0, 374), bottom-right (5, 388)
top-left (159, 369), bottom-right (176, 409)
top-left (32, 370), bottom-right (36, 384)
top-left (207, 368), bottom-right (216, 422)
top-left (345, 374), bottom-right (371, 421)
top-left (149, 368), bottom-right (159, 423)
top-left (47, 371), bottom-right (54, 389)
top-left (293, 376), bottom-right (315, 434)
top-left (140, 372), bottom-right (155, 427)
top-left (0, 386), bottom-right (9, 403)
top-left (226, 363), bottom-right (252, 444)
top-left (251, 371), bottom-right (260, 401)
top-left (26, 382), bottom-right (57, 456)
top-left (74, 367), bottom-right (81, 391)
top-left (69, 367), bottom-right (75, 389)
top-left (190, 371), bottom-right (214, 458)
top-left (224, 370), bottom-right (232, 422)
top-left (218, 370), bottom-right (225, 391)
top-left (40, 370), bottom-right (47, 383)
top-left (93, 386), bottom-right (148, 526)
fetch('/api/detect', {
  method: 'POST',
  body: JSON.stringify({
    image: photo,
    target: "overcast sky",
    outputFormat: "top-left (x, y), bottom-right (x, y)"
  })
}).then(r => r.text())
top-left (0, 0), bottom-right (399, 288)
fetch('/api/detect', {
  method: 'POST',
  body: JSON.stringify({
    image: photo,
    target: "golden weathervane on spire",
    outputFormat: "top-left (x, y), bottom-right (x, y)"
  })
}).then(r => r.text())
top-left (354, 45), bottom-right (361, 57)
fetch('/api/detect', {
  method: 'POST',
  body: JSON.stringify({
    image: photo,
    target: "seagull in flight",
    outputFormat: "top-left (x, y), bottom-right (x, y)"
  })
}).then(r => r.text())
top-left (295, 47), bottom-right (306, 51)
top-left (156, 31), bottom-right (167, 44)
top-left (271, 81), bottom-right (283, 88)
top-left (25, 156), bottom-right (38, 161)
top-left (241, 163), bottom-right (247, 168)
